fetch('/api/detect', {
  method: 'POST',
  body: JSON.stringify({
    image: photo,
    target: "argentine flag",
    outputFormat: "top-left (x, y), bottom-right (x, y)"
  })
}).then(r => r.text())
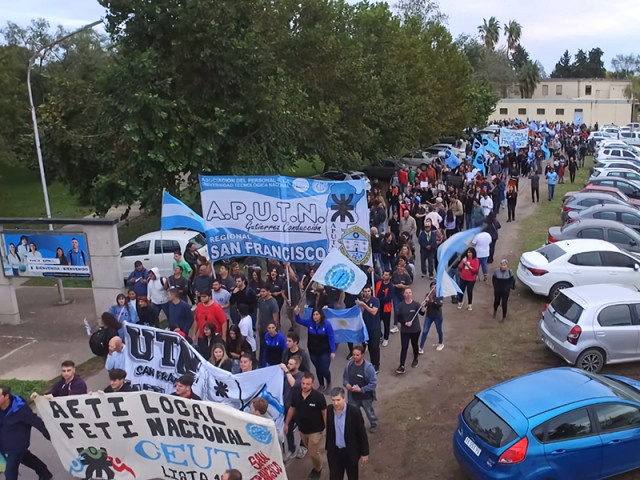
top-left (542, 139), bottom-right (551, 160)
top-left (161, 191), bottom-right (206, 233)
top-left (305, 306), bottom-right (369, 344)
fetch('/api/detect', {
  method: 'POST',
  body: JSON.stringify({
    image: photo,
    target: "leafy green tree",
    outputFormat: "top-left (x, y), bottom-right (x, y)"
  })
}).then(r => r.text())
top-left (551, 50), bottom-right (573, 78)
top-left (478, 17), bottom-right (500, 51)
top-left (503, 20), bottom-right (521, 55)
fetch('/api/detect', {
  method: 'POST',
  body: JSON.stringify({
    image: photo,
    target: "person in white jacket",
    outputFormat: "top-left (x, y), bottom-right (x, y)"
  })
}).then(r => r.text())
top-left (147, 267), bottom-right (170, 318)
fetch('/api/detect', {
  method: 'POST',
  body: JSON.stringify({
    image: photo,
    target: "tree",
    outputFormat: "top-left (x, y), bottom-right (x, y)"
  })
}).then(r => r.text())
top-left (517, 60), bottom-right (541, 98)
top-left (503, 20), bottom-right (521, 55)
top-left (611, 54), bottom-right (640, 79)
top-left (551, 50), bottom-right (573, 78)
top-left (478, 17), bottom-right (500, 51)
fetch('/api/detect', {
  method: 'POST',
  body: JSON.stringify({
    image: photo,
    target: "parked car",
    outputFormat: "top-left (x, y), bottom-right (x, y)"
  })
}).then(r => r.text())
top-left (561, 192), bottom-right (634, 223)
top-left (596, 147), bottom-right (640, 162)
top-left (453, 366), bottom-right (640, 479)
top-left (567, 203), bottom-right (640, 231)
top-left (619, 131), bottom-right (640, 147)
top-left (548, 219), bottom-right (640, 253)
top-left (399, 150), bottom-right (435, 167)
top-left (589, 168), bottom-right (640, 184)
top-left (361, 158), bottom-right (405, 180)
top-left (539, 284), bottom-right (640, 373)
top-left (516, 239), bottom-right (640, 299)
top-left (314, 170), bottom-right (372, 191)
top-left (597, 141), bottom-right (640, 156)
top-left (429, 143), bottom-right (465, 157)
top-left (562, 185), bottom-right (640, 208)
top-left (586, 177), bottom-right (640, 199)
top-left (120, 229), bottom-right (209, 281)
top-left (593, 160), bottom-right (640, 172)
top-left (589, 131), bottom-right (616, 145)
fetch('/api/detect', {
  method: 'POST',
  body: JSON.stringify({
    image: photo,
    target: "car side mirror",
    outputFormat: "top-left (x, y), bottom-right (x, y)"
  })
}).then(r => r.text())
top-left (635, 264), bottom-right (640, 271)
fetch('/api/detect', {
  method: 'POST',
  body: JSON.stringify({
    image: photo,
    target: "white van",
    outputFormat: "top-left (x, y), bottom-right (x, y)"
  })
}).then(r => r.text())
top-left (620, 131), bottom-right (640, 147)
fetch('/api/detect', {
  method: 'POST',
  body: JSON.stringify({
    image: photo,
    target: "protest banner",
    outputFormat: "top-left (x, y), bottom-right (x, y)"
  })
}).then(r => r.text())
top-left (499, 128), bottom-right (529, 148)
top-left (1, 231), bottom-right (91, 279)
top-left (123, 324), bottom-right (285, 432)
top-left (199, 175), bottom-right (371, 265)
top-left (35, 391), bottom-right (285, 480)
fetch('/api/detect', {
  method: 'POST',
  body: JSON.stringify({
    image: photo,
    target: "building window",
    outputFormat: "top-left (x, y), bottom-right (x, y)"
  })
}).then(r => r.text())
top-left (574, 108), bottom-right (583, 113)
top-left (556, 85), bottom-right (563, 95)
top-left (542, 85), bottom-right (549, 96)
top-left (585, 85), bottom-right (592, 95)
top-left (556, 108), bottom-right (565, 115)
top-left (537, 108), bottom-right (545, 115)
top-left (518, 108), bottom-right (527, 115)
top-left (499, 108), bottom-right (508, 115)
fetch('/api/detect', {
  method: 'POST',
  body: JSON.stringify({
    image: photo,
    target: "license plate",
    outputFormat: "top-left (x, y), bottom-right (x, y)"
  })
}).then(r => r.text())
top-left (543, 336), bottom-right (555, 351)
top-left (464, 436), bottom-right (482, 457)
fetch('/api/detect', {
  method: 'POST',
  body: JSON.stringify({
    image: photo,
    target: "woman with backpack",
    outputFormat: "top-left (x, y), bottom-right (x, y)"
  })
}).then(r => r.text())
top-left (108, 293), bottom-right (139, 339)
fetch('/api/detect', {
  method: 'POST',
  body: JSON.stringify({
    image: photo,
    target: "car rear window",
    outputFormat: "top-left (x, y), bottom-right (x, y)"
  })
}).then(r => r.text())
top-left (587, 373), bottom-right (640, 403)
top-left (463, 398), bottom-right (518, 448)
top-left (550, 292), bottom-right (584, 324)
top-left (537, 243), bottom-right (565, 262)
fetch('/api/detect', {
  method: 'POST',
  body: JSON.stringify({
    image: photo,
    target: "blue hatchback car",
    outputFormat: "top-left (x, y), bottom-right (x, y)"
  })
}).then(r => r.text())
top-left (453, 368), bottom-right (640, 479)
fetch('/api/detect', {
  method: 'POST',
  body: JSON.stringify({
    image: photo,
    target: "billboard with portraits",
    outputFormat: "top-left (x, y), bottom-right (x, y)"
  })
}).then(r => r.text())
top-left (1, 231), bottom-right (91, 279)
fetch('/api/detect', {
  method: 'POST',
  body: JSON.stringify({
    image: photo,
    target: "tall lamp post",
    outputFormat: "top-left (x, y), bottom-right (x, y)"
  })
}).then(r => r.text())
top-left (27, 20), bottom-right (102, 304)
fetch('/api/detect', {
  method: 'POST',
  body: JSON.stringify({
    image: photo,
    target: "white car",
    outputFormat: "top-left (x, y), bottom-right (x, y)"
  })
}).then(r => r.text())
top-left (596, 147), bottom-right (640, 162)
top-left (120, 229), bottom-right (209, 280)
top-left (590, 168), bottom-right (640, 184)
top-left (517, 239), bottom-right (640, 299)
top-left (315, 170), bottom-right (372, 191)
top-left (589, 131), bottom-right (616, 145)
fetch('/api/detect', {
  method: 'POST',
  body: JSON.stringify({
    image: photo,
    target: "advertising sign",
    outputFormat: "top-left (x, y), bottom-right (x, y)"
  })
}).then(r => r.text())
top-left (199, 175), bottom-right (371, 264)
top-left (1, 231), bottom-right (91, 278)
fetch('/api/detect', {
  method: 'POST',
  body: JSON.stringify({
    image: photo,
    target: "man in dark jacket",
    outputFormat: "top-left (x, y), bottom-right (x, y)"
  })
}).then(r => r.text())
top-left (326, 387), bottom-right (369, 480)
top-left (0, 385), bottom-right (52, 480)
top-left (418, 220), bottom-right (437, 278)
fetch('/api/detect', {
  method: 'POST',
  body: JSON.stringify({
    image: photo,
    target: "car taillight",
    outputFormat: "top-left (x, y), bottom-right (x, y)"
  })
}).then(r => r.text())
top-left (542, 304), bottom-right (549, 312)
top-left (567, 217), bottom-right (575, 223)
top-left (498, 437), bottom-right (528, 465)
top-left (527, 267), bottom-right (548, 276)
top-left (548, 235), bottom-right (557, 243)
top-left (562, 205), bottom-right (572, 212)
top-left (567, 325), bottom-right (582, 345)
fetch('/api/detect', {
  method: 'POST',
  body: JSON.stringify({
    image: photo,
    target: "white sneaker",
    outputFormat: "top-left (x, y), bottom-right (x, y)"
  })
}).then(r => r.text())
top-left (436, 344), bottom-right (445, 351)
top-left (390, 326), bottom-right (399, 334)
top-left (283, 450), bottom-right (294, 462)
top-left (295, 446), bottom-right (308, 459)
top-left (468, 305), bottom-right (473, 311)
top-left (457, 303), bottom-right (463, 310)
top-left (382, 339), bottom-right (389, 347)
top-left (418, 348), bottom-right (424, 355)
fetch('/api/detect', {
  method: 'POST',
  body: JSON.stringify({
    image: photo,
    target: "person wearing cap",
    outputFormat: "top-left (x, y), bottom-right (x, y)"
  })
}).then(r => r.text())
top-left (492, 259), bottom-right (516, 322)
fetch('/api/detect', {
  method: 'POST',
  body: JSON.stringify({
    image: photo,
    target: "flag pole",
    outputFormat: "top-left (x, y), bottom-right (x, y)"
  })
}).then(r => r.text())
top-left (160, 188), bottom-right (166, 274)
top-left (285, 263), bottom-right (292, 304)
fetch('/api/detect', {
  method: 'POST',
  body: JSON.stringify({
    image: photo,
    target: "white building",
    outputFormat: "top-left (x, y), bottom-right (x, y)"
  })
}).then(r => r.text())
top-left (492, 78), bottom-right (637, 126)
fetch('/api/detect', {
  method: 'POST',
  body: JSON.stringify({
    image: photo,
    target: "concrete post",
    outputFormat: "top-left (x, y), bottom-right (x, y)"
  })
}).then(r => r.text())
top-left (0, 273), bottom-right (21, 325)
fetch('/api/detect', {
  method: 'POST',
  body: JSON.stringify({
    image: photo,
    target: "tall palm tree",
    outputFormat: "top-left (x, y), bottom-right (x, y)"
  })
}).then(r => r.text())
top-left (518, 60), bottom-right (541, 98)
top-left (504, 20), bottom-right (522, 55)
top-left (478, 17), bottom-right (500, 51)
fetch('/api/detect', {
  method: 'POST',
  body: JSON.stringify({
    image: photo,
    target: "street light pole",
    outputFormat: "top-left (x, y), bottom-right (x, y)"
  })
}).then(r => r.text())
top-left (27, 20), bottom-right (102, 304)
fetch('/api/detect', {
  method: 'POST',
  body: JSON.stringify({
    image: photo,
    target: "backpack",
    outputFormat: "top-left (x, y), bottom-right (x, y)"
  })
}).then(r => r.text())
top-left (89, 327), bottom-right (110, 357)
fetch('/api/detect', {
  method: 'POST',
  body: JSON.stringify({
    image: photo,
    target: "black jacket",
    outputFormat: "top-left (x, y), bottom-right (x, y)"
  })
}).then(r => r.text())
top-left (325, 404), bottom-right (369, 463)
top-left (0, 395), bottom-right (50, 454)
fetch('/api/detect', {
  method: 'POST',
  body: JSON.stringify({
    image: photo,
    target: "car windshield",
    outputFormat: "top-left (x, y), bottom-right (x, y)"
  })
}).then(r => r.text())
top-left (537, 243), bottom-right (565, 262)
top-left (587, 373), bottom-right (640, 403)
top-left (189, 234), bottom-right (206, 249)
top-left (463, 398), bottom-right (518, 448)
top-left (550, 292), bottom-right (584, 324)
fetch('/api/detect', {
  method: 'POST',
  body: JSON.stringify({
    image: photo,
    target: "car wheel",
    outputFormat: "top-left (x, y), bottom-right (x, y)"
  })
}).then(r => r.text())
top-left (549, 282), bottom-right (572, 300)
top-left (576, 349), bottom-right (605, 373)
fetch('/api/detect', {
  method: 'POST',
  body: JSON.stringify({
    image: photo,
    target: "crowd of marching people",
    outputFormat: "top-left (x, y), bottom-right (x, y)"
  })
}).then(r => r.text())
top-left (1, 119), bottom-right (594, 480)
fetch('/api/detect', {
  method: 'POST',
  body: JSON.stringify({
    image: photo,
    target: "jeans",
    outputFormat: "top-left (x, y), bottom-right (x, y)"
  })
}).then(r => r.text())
top-left (381, 311), bottom-right (392, 340)
top-left (348, 394), bottom-right (378, 428)
top-left (548, 183), bottom-right (555, 200)
top-left (465, 213), bottom-right (473, 230)
top-left (420, 247), bottom-right (435, 276)
top-left (420, 315), bottom-right (443, 348)
top-left (151, 301), bottom-right (170, 320)
top-left (531, 187), bottom-right (539, 202)
top-left (458, 279), bottom-right (476, 305)
top-left (284, 408), bottom-right (298, 453)
top-left (478, 256), bottom-right (489, 277)
top-left (310, 352), bottom-right (331, 386)
top-left (399, 331), bottom-right (420, 366)
top-left (493, 289), bottom-right (511, 318)
top-left (365, 329), bottom-right (381, 370)
top-left (3, 450), bottom-right (51, 480)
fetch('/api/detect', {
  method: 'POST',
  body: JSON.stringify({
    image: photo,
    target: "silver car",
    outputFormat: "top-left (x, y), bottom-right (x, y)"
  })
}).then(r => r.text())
top-left (538, 283), bottom-right (640, 373)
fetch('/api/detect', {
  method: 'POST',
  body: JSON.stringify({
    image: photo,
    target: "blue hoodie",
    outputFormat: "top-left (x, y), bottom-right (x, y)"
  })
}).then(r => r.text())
top-left (0, 394), bottom-right (50, 453)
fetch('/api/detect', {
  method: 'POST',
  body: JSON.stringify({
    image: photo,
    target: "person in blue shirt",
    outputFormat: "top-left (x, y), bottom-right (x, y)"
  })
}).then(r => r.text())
top-left (546, 167), bottom-right (558, 201)
top-left (261, 323), bottom-right (287, 367)
top-left (67, 238), bottom-right (87, 266)
top-left (167, 287), bottom-right (193, 335)
top-left (294, 305), bottom-right (336, 392)
top-left (107, 293), bottom-right (139, 339)
top-left (127, 261), bottom-right (148, 297)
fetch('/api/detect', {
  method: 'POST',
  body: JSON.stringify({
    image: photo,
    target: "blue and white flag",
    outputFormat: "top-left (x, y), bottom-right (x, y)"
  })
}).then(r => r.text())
top-left (472, 138), bottom-right (482, 152)
top-left (573, 112), bottom-right (583, 126)
top-left (200, 175), bottom-right (371, 264)
top-left (513, 118), bottom-right (522, 125)
top-left (542, 139), bottom-right (551, 160)
top-left (161, 191), bottom-right (206, 233)
top-left (444, 149), bottom-right (461, 170)
top-left (322, 306), bottom-right (369, 344)
top-left (529, 121), bottom-right (538, 132)
top-left (473, 150), bottom-right (486, 176)
top-left (435, 227), bottom-right (483, 297)
top-left (481, 135), bottom-right (502, 157)
top-left (312, 248), bottom-right (367, 295)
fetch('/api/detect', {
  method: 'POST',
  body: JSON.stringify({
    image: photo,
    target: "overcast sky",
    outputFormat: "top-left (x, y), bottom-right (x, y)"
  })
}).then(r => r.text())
top-left (1, 0), bottom-right (639, 74)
